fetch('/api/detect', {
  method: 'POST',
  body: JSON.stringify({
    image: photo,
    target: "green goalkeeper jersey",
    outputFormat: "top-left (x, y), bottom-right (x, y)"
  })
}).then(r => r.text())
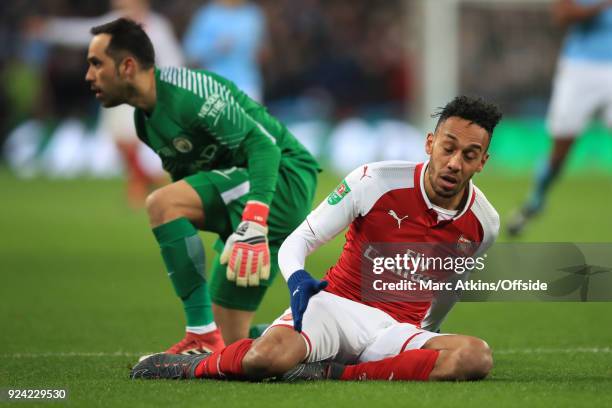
top-left (134, 67), bottom-right (318, 205)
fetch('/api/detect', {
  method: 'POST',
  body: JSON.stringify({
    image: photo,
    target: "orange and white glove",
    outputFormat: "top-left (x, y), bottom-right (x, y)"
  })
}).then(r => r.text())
top-left (220, 201), bottom-right (271, 287)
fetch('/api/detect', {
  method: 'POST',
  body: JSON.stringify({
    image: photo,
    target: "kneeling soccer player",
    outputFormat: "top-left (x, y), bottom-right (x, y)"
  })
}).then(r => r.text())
top-left (85, 18), bottom-right (319, 353)
top-left (132, 96), bottom-right (501, 382)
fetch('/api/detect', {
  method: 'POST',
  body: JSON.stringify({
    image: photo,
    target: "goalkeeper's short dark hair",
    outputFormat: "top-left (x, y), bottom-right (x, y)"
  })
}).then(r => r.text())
top-left (433, 96), bottom-right (503, 139)
top-left (91, 17), bottom-right (155, 69)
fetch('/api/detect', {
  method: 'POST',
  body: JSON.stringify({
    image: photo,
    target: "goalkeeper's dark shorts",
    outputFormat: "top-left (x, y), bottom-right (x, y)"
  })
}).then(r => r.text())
top-left (183, 160), bottom-right (318, 311)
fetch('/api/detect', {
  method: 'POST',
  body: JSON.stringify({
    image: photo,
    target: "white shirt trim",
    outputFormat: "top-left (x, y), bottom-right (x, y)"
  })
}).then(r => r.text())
top-left (419, 160), bottom-right (474, 220)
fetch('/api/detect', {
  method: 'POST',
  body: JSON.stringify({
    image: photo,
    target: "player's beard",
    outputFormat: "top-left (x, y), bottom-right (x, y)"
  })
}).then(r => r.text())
top-left (428, 166), bottom-right (465, 199)
top-left (101, 83), bottom-right (131, 108)
top-left (437, 178), bottom-right (467, 198)
top-left (101, 96), bottom-right (123, 108)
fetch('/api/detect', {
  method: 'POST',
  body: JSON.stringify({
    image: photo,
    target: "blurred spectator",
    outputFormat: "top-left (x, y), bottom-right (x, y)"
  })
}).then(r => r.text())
top-left (183, 0), bottom-right (266, 101)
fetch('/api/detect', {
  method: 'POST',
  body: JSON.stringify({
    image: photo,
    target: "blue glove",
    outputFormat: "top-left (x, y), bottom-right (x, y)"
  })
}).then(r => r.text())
top-left (287, 270), bottom-right (328, 332)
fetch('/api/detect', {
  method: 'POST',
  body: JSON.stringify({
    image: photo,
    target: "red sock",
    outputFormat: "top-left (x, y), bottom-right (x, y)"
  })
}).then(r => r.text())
top-left (340, 349), bottom-right (439, 381)
top-left (194, 338), bottom-right (253, 379)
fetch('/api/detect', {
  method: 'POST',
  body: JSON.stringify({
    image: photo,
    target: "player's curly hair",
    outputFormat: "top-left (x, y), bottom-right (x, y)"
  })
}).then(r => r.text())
top-left (90, 18), bottom-right (155, 70)
top-left (432, 96), bottom-right (502, 138)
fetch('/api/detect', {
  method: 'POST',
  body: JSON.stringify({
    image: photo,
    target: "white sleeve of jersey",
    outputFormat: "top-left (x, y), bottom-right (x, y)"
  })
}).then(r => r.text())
top-left (276, 220), bottom-right (323, 280)
top-left (421, 188), bottom-right (500, 332)
top-left (278, 166), bottom-right (366, 281)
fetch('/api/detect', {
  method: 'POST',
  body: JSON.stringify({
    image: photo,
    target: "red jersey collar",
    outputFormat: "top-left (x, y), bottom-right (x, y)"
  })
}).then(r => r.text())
top-left (415, 161), bottom-right (476, 221)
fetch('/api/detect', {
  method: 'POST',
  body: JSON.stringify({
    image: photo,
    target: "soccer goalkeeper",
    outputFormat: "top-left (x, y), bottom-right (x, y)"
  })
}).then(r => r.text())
top-left (85, 18), bottom-right (319, 353)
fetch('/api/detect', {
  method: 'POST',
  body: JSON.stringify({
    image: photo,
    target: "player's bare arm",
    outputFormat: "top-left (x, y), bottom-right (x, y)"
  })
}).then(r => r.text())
top-left (553, 0), bottom-right (612, 26)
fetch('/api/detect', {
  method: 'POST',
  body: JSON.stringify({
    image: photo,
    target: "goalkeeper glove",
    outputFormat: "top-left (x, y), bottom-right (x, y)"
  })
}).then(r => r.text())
top-left (221, 201), bottom-right (271, 287)
top-left (287, 270), bottom-right (328, 332)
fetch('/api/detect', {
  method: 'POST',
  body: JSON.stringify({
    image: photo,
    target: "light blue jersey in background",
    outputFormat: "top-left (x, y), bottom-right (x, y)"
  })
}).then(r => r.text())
top-left (562, 0), bottom-right (612, 61)
top-left (183, 2), bottom-right (265, 100)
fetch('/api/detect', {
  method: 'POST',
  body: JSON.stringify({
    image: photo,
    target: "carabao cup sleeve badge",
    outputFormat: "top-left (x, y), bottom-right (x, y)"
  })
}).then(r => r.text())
top-left (327, 179), bottom-right (351, 205)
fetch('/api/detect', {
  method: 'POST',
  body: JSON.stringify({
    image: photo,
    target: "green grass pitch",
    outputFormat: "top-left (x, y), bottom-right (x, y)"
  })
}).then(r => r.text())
top-left (1, 168), bottom-right (611, 407)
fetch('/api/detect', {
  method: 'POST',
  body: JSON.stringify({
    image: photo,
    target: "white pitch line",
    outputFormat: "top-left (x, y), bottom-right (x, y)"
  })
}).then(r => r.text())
top-left (495, 347), bottom-right (612, 354)
top-left (1, 348), bottom-right (611, 358)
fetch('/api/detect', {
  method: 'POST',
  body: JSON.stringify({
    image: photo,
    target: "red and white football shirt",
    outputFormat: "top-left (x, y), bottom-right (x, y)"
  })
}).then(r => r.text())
top-left (278, 161), bottom-right (499, 331)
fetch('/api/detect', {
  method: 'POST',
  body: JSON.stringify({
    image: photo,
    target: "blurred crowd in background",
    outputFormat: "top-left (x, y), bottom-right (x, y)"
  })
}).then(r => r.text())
top-left (0, 0), bottom-right (410, 129)
top-left (459, 3), bottom-right (563, 117)
top-left (0, 0), bottom-right (577, 178)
